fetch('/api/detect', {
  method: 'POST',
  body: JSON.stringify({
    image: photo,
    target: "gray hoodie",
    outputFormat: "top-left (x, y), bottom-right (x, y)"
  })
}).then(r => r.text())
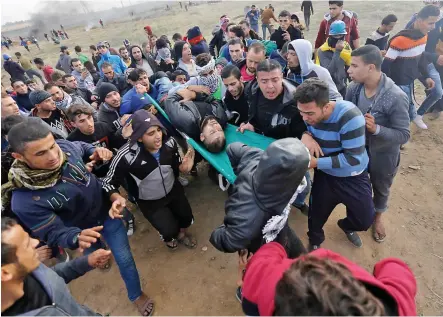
top-left (287, 39), bottom-right (342, 101)
top-left (55, 53), bottom-right (72, 74)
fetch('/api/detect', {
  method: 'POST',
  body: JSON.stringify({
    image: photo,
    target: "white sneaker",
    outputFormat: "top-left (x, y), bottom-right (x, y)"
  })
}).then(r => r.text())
top-left (412, 115), bottom-right (428, 129)
top-left (178, 176), bottom-right (189, 187)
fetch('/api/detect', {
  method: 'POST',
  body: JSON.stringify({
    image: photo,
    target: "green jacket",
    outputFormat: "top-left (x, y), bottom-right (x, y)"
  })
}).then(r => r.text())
top-left (77, 53), bottom-right (89, 64)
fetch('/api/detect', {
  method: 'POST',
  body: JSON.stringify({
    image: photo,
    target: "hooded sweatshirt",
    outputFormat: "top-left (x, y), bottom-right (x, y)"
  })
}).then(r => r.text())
top-left (97, 102), bottom-right (123, 130)
top-left (242, 242), bottom-right (417, 316)
top-left (315, 10), bottom-right (359, 48)
top-left (120, 84), bottom-right (159, 115)
top-left (55, 53), bottom-right (72, 74)
top-left (286, 39), bottom-right (342, 101)
top-left (97, 50), bottom-right (127, 78)
top-left (3, 59), bottom-right (27, 82)
top-left (210, 138), bottom-right (310, 253)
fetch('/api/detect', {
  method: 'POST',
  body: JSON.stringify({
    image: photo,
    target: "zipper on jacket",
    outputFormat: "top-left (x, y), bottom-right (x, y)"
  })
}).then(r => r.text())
top-left (157, 161), bottom-right (168, 198)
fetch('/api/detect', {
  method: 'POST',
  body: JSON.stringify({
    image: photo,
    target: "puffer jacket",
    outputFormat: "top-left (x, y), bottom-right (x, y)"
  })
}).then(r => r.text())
top-left (97, 51), bottom-right (127, 78)
top-left (210, 138), bottom-right (310, 253)
top-left (163, 93), bottom-right (228, 140)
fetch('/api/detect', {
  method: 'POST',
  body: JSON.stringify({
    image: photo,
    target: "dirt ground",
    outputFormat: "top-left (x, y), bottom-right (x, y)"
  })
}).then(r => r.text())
top-left (2, 1), bottom-right (443, 315)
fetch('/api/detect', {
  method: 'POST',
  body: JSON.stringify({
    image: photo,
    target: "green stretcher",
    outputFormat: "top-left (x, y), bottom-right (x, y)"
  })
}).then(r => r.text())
top-left (145, 94), bottom-right (275, 189)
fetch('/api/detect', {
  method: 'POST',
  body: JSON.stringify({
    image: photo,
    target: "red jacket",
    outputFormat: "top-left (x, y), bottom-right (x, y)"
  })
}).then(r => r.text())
top-left (242, 242), bottom-right (417, 316)
top-left (315, 10), bottom-right (359, 49)
top-left (42, 65), bottom-right (54, 82)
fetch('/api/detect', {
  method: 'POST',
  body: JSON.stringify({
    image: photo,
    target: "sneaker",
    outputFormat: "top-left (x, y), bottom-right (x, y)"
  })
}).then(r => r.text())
top-left (412, 115), bottom-right (428, 129)
top-left (126, 218), bottom-right (135, 236)
top-left (178, 176), bottom-right (189, 187)
top-left (337, 220), bottom-right (363, 248)
top-left (55, 247), bottom-right (70, 263)
top-left (235, 286), bottom-right (242, 303)
top-left (428, 111), bottom-right (441, 120)
top-left (308, 243), bottom-right (320, 252)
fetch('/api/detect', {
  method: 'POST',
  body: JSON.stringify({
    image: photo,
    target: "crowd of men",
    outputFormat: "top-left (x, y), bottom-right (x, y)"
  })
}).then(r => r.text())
top-left (3, 0), bottom-right (442, 315)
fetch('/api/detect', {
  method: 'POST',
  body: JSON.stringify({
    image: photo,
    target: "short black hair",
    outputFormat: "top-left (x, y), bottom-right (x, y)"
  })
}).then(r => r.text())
top-left (1, 217), bottom-right (18, 266)
top-left (229, 25), bottom-right (245, 39)
top-left (118, 46), bottom-right (128, 54)
top-left (172, 33), bottom-right (182, 41)
top-left (256, 59), bottom-right (282, 74)
top-left (293, 78), bottom-right (330, 108)
top-left (228, 37), bottom-right (244, 48)
top-left (127, 68), bottom-right (148, 82)
top-left (239, 19), bottom-right (250, 27)
top-left (67, 103), bottom-right (94, 121)
top-left (74, 45), bottom-right (82, 53)
top-left (8, 118), bottom-right (52, 154)
top-left (25, 79), bottom-right (36, 85)
top-left (381, 14), bottom-right (398, 25)
top-left (171, 70), bottom-right (187, 81)
top-left (1, 115), bottom-right (26, 136)
top-left (89, 44), bottom-right (97, 51)
top-left (11, 79), bottom-right (24, 87)
top-left (101, 61), bottom-right (113, 70)
top-left (44, 82), bottom-right (58, 91)
top-left (279, 10), bottom-right (292, 18)
top-left (51, 71), bottom-right (64, 83)
top-left (200, 116), bottom-right (226, 153)
top-left (417, 4), bottom-right (441, 19)
top-left (70, 58), bottom-right (80, 66)
top-left (221, 64), bottom-right (241, 80)
top-left (84, 60), bottom-right (95, 71)
top-left (156, 37), bottom-right (168, 49)
top-left (195, 53), bottom-right (212, 67)
top-left (62, 74), bottom-right (74, 82)
top-left (14, 52), bottom-right (21, 57)
top-left (329, 1), bottom-right (344, 7)
top-left (351, 45), bottom-right (383, 70)
top-left (33, 57), bottom-right (44, 65)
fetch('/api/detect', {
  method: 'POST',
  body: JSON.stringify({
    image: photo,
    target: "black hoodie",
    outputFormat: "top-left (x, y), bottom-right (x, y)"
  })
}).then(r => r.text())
top-left (210, 138), bottom-right (310, 254)
top-left (270, 25), bottom-right (303, 50)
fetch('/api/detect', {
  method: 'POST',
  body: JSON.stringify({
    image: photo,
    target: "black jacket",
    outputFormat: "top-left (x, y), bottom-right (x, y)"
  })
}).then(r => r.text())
top-left (3, 60), bottom-right (26, 82)
top-left (94, 73), bottom-right (129, 96)
top-left (209, 29), bottom-right (227, 57)
top-left (245, 79), bottom-right (307, 140)
top-left (128, 46), bottom-right (159, 73)
top-left (163, 93), bottom-right (228, 140)
top-left (270, 25), bottom-right (303, 50)
top-left (210, 138), bottom-right (310, 253)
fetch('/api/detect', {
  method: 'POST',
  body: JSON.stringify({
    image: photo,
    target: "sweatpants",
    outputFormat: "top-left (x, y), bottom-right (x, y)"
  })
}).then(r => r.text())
top-left (308, 169), bottom-right (375, 246)
top-left (137, 182), bottom-right (194, 242)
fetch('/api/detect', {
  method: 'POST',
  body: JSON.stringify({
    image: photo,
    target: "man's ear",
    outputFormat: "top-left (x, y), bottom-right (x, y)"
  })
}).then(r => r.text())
top-left (200, 133), bottom-right (205, 142)
top-left (1, 266), bottom-right (14, 283)
top-left (11, 152), bottom-right (24, 162)
top-left (70, 121), bottom-right (77, 128)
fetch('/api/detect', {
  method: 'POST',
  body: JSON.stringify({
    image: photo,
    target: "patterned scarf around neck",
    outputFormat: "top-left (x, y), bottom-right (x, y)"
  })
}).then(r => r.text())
top-left (1, 146), bottom-right (67, 209)
top-left (55, 93), bottom-right (72, 112)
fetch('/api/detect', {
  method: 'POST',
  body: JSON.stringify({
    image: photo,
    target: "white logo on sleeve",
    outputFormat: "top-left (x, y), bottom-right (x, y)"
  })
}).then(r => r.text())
top-left (145, 118), bottom-right (151, 122)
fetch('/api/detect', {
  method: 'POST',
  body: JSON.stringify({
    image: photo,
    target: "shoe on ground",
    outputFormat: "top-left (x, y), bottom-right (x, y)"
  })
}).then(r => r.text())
top-left (337, 220), bottom-right (363, 248)
top-left (298, 204), bottom-right (309, 216)
top-left (428, 111), bottom-right (441, 120)
top-left (308, 243), bottom-right (321, 252)
top-left (55, 247), bottom-right (70, 263)
top-left (412, 115), bottom-right (428, 129)
top-left (235, 286), bottom-right (242, 303)
top-left (178, 176), bottom-right (189, 187)
top-left (126, 218), bottom-right (135, 236)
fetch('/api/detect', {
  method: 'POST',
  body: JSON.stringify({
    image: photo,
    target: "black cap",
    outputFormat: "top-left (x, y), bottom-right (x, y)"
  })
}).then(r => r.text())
top-left (60, 45), bottom-right (68, 52)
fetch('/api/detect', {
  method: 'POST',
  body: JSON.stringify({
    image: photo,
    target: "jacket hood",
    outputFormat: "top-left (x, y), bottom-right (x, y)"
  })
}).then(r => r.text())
top-left (324, 9), bottom-right (354, 21)
top-left (252, 138), bottom-right (309, 211)
top-left (288, 39), bottom-right (314, 76)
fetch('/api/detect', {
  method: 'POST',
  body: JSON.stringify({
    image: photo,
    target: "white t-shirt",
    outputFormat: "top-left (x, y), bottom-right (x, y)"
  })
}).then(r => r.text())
top-left (136, 59), bottom-right (154, 77)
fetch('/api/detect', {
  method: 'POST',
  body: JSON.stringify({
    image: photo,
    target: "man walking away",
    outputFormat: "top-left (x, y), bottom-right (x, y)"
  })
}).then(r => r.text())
top-left (366, 14), bottom-right (398, 55)
top-left (3, 54), bottom-right (27, 82)
top-left (33, 58), bottom-right (54, 83)
top-left (382, 4), bottom-right (440, 129)
top-left (295, 78), bottom-right (374, 250)
top-left (270, 10), bottom-right (303, 50)
top-left (56, 46), bottom-right (72, 74)
top-left (261, 6), bottom-right (278, 39)
top-left (15, 52), bottom-right (45, 84)
top-left (347, 45), bottom-right (410, 243)
top-left (74, 45), bottom-right (90, 64)
top-left (301, 1), bottom-right (314, 31)
top-left (245, 4), bottom-right (260, 34)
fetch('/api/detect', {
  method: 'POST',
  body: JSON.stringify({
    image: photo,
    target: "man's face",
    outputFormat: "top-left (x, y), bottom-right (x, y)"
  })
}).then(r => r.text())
top-left (27, 82), bottom-right (39, 91)
top-left (1, 97), bottom-right (20, 117)
top-left (48, 86), bottom-right (64, 102)
top-left (175, 75), bottom-right (187, 84)
top-left (417, 16), bottom-right (439, 33)
top-left (385, 22), bottom-right (397, 33)
top-left (297, 101), bottom-right (329, 126)
top-left (103, 66), bottom-right (115, 80)
top-left (222, 75), bottom-right (244, 99)
top-left (251, 6), bottom-right (257, 12)
top-left (227, 31), bottom-right (238, 40)
top-left (287, 49), bottom-right (300, 68)
top-left (257, 69), bottom-right (284, 100)
top-left (120, 48), bottom-right (129, 59)
top-left (98, 45), bottom-right (108, 55)
top-left (246, 50), bottom-right (266, 74)
top-left (137, 73), bottom-right (150, 88)
top-left (72, 60), bottom-right (83, 73)
top-left (200, 118), bottom-right (224, 147)
top-left (1, 225), bottom-right (40, 284)
top-left (64, 76), bottom-right (78, 89)
top-left (35, 63), bottom-right (43, 70)
top-left (150, 36), bottom-right (157, 47)
top-left (72, 113), bottom-right (95, 135)
top-left (132, 47), bottom-right (143, 61)
top-left (12, 81), bottom-right (28, 95)
top-left (240, 23), bottom-right (251, 37)
top-left (140, 126), bottom-right (163, 151)
top-left (12, 133), bottom-right (62, 170)
top-left (182, 44), bottom-right (192, 61)
top-left (279, 16), bottom-right (291, 31)
top-left (348, 56), bottom-right (371, 83)
top-left (105, 91), bottom-right (121, 108)
top-left (37, 97), bottom-right (57, 112)
top-left (229, 43), bottom-right (244, 62)
top-left (329, 4), bottom-right (343, 19)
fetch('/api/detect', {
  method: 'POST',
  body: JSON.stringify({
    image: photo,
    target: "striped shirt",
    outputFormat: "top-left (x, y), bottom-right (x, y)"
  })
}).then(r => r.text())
top-left (307, 100), bottom-right (368, 177)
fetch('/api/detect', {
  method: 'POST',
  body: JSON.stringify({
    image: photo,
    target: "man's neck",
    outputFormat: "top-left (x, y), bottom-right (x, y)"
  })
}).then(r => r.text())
top-left (413, 22), bottom-right (425, 35)
top-left (1, 281), bottom-right (25, 313)
top-left (322, 101), bottom-right (336, 121)
top-left (135, 59), bottom-right (143, 65)
top-left (377, 26), bottom-right (386, 34)
top-left (333, 12), bottom-right (344, 21)
top-left (363, 72), bottom-right (382, 96)
top-left (37, 109), bottom-right (52, 118)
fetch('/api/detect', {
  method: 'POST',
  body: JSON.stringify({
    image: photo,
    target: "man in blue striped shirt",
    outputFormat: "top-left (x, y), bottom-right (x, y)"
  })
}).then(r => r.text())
top-left (295, 78), bottom-right (374, 251)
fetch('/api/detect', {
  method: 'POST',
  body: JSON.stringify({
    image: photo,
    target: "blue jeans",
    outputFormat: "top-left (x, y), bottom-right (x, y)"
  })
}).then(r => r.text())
top-left (84, 216), bottom-right (142, 302)
top-left (262, 23), bottom-right (272, 39)
top-left (293, 172), bottom-right (311, 208)
top-left (250, 23), bottom-right (259, 33)
top-left (418, 63), bottom-right (443, 115)
top-left (398, 84), bottom-right (416, 121)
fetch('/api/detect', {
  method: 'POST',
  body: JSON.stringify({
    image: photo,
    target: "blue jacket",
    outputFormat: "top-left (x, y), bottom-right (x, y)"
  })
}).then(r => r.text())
top-left (12, 92), bottom-right (33, 112)
top-left (120, 85), bottom-right (159, 115)
top-left (97, 51), bottom-right (127, 78)
top-left (191, 40), bottom-right (210, 56)
top-left (11, 140), bottom-right (107, 249)
top-left (19, 258), bottom-right (98, 316)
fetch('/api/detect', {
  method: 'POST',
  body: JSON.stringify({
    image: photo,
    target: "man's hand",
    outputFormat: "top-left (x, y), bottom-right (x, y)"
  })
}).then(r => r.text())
top-left (78, 226), bottom-right (103, 252)
top-left (122, 123), bottom-right (133, 139)
top-left (282, 31), bottom-right (291, 41)
top-left (426, 78), bottom-right (435, 90)
top-left (85, 160), bottom-right (96, 173)
top-left (90, 147), bottom-right (113, 162)
top-left (91, 95), bottom-right (98, 101)
top-left (437, 55), bottom-right (443, 66)
top-left (309, 156), bottom-right (318, 169)
top-left (187, 85), bottom-right (211, 95)
top-left (238, 122), bottom-right (255, 133)
top-left (90, 102), bottom-right (98, 109)
top-left (81, 71), bottom-right (88, 80)
top-left (147, 105), bottom-right (158, 115)
top-left (109, 194), bottom-right (126, 219)
top-left (335, 40), bottom-right (345, 51)
top-left (135, 83), bottom-right (147, 95)
top-left (301, 133), bottom-right (324, 158)
top-left (120, 114), bottom-right (131, 126)
top-left (36, 245), bottom-right (53, 262)
top-left (165, 58), bottom-right (174, 64)
top-left (179, 146), bottom-right (195, 173)
top-left (87, 249), bottom-right (112, 268)
top-left (364, 113), bottom-right (377, 134)
top-left (177, 89), bottom-right (197, 103)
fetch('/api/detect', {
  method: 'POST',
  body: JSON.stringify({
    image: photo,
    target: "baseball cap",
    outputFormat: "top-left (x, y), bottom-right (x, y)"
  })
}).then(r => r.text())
top-left (129, 110), bottom-right (165, 146)
top-left (60, 45), bottom-right (68, 52)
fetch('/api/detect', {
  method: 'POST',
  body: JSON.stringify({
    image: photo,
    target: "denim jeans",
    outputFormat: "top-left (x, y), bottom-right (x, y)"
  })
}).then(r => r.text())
top-left (84, 216), bottom-right (142, 302)
top-left (417, 63), bottom-right (443, 115)
top-left (293, 172), bottom-right (311, 208)
top-left (398, 84), bottom-right (416, 121)
top-left (262, 23), bottom-right (272, 39)
top-left (250, 23), bottom-right (259, 33)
